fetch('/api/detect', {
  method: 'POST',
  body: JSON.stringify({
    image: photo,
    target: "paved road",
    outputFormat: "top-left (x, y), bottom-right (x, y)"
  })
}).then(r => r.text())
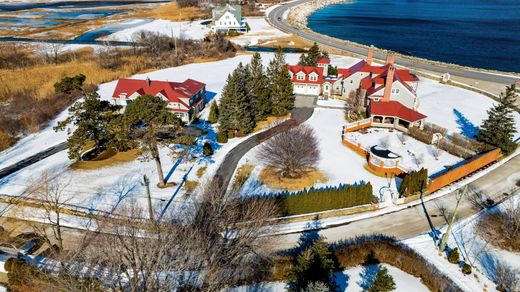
top-left (0, 142), bottom-right (67, 180)
top-left (213, 105), bottom-right (314, 191)
top-left (268, 0), bottom-right (518, 86)
top-left (274, 154), bottom-right (520, 249)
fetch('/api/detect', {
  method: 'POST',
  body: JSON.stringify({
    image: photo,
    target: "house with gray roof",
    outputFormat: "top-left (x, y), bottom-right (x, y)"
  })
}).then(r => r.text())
top-left (211, 4), bottom-right (248, 32)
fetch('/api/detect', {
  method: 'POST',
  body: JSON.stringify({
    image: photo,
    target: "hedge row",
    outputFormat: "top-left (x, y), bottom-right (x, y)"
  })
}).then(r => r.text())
top-left (249, 183), bottom-right (374, 216)
top-left (399, 168), bottom-right (428, 197)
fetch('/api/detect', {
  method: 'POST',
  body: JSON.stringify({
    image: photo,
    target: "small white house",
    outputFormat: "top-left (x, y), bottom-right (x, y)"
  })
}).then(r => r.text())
top-left (211, 4), bottom-right (248, 33)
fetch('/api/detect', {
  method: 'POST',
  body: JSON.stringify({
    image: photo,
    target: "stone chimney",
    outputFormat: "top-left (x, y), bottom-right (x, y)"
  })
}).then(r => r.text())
top-left (386, 53), bottom-right (395, 65)
top-left (382, 65), bottom-right (395, 102)
top-left (367, 48), bottom-right (373, 65)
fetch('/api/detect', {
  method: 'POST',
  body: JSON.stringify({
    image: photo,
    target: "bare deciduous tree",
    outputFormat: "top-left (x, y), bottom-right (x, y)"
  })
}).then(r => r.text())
top-left (35, 42), bottom-right (66, 65)
top-left (25, 171), bottom-right (71, 255)
top-left (75, 179), bottom-right (277, 291)
top-left (397, 133), bottom-right (408, 145)
top-left (429, 145), bottom-right (442, 160)
top-left (380, 137), bottom-right (390, 148)
top-left (257, 125), bottom-right (320, 178)
top-left (414, 153), bottom-right (424, 168)
top-left (495, 260), bottom-right (520, 292)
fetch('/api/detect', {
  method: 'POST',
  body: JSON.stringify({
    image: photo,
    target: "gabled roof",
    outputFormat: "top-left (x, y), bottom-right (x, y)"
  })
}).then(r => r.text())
top-left (112, 78), bottom-right (205, 109)
top-left (317, 57), bottom-right (330, 64)
top-left (287, 65), bottom-right (324, 84)
top-left (212, 4), bottom-right (241, 22)
top-left (370, 100), bottom-right (427, 123)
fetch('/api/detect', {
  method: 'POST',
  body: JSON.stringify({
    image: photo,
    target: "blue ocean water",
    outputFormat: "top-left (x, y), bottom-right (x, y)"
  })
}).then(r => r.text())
top-left (308, 0), bottom-right (520, 73)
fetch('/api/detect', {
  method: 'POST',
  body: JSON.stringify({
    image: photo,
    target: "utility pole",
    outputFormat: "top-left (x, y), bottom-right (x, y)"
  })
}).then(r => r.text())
top-left (142, 175), bottom-right (154, 222)
top-left (439, 185), bottom-right (468, 253)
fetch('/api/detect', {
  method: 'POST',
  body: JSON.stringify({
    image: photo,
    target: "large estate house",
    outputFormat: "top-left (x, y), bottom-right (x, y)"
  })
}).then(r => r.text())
top-left (111, 78), bottom-right (206, 123)
top-left (211, 4), bottom-right (248, 33)
top-left (287, 51), bottom-right (426, 128)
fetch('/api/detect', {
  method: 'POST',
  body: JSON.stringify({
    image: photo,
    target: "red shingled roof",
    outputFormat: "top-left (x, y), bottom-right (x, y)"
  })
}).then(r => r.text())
top-left (112, 78), bottom-right (205, 108)
top-left (317, 57), bottom-right (330, 64)
top-left (287, 65), bottom-right (324, 85)
top-left (370, 100), bottom-right (427, 123)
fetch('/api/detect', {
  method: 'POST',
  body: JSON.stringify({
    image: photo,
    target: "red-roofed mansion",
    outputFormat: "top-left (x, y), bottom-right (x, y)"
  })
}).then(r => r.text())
top-left (287, 50), bottom-right (426, 128)
top-left (112, 78), bottom-right (206, 123)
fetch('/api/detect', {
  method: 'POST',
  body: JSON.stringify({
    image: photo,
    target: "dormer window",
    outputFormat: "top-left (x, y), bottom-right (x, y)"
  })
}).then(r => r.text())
top-left (297, 73), bottom-right (305, 80)
top-left (309, 73), bottom-right (318, 81)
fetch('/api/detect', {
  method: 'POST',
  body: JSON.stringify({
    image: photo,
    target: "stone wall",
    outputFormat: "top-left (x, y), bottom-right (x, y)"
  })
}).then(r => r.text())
top-left (287, 0), bottom-right (352, 29)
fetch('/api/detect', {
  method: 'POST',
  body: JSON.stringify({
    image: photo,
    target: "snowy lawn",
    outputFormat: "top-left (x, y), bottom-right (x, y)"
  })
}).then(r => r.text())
top-left (345, 128), bottom-right (463, 175)
top-left (232, 108), bottom-right (393, 197)
top-left (0, 53), bottom-right (306, 214)
top-left (403, 191), bottom-right (520, 292)
top-left (102, 17), bottom-right (289, 47)
top-left (417, 78), bottom-right (520, 140)
top-left (229, 264), bottom-right (428, 291)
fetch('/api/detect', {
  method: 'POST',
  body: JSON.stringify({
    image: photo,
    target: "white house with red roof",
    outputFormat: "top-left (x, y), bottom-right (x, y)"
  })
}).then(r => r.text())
top-left (112, 78), bottom-right (206, 123)
top-left (287, 65), bottom-right (325, 96)
top-left (287, 50), bottom-right (426, 128)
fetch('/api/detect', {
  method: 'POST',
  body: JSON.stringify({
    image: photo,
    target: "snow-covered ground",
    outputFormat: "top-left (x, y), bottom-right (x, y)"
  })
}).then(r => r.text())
top-left (417, 77), bottom-right (520, 140)
top-left (345, 128), bottom-right (463, 174)
top-left (0, 53), bottom-right (301, 214)
top-left (230, 264), bottom-right (428, 291)
top-left (404, 191), bottom-right (520, 292)
top-left (103, 17), bottom-right (289, 47)
top-left (1, 51), bottom-right (519, 215)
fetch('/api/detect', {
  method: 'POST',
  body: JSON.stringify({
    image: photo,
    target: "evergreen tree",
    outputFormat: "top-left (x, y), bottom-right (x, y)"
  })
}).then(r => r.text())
top-left (287, 236), bottom-right (337, 292)
top-left (54, 91), bottom-right (121, 160)
top-left (297, 53), bottom-right (308, 66)
top-left (208, 101), bottom-right (219, 124)
top-left (123, 94), bottom-right (183, 187)
top-left (247, 52), bottom-right (271, 120)
top-left (368, 267), bottom-right (396, 292)
top-left (268, 49), bottom-right (294, 116)
top-left (305, 42), bottom-right (322, 67)
top-left (476, 85), bottom-right (518, 155)
top-left (447, 247), bottom-right (460, 264)
top-left (202, 142), bottom-right (213, 156)
top-left (219, 63), bottom-right (256, 134)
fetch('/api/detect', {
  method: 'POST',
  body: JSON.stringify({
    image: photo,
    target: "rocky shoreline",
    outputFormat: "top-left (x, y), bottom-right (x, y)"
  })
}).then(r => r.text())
top-left (287, 0), bottom-right (351, 29)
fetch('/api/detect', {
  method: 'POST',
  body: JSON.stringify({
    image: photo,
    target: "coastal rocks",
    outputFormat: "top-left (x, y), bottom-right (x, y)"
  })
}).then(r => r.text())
top-left (287, 0), bottom-right (351, 29)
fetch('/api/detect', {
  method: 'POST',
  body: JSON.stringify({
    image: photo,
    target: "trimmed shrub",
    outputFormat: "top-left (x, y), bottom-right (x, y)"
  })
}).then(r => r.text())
top-left (423, 122), bottom-right (448, 136)
top-left (408, 126), bottom-right (433, 144)
top-left (451, 133), bottom-right (485, 153)
top-left (448, 248), bottom-right (460, 264)
top-left (399, 168), bottom-right (428, 197)
top-left (462, 263), bottom-right (472, 275)
top-left (217, 129), bottom-right (228, 143)
top-left (438, 137), bottom-right (475, 159)
top-left (173, 135), bottom-right (196, 145)
top-left (227, 130), bottom-right (236, 139)
top-left (202, 142), bottom-right (213, 156)
top-left (249, 182), bottom-right (373, 217)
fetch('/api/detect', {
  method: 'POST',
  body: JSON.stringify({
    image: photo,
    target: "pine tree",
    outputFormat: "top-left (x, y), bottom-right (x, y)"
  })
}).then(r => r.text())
top-left (123, 94), bottom-right (183, 186)
top-left (268, 49), bottom-right (294, 116)
top-left (368, 267), bottom-right (396, 292)
top-left (297, 53), bottom-right (308, 66)
top-left (54, 91), bottom-right (121, 160)
top-left (218, 63), bottom-right (256, 134)
top-left (305, 42), bottom-right (322, 66)
top-left (247, 53), bottom-right (271, 120)
top-left (208, 101), bottom-right (219, 124)
top-left (287, 236), bottom-right (337, 292)
top-left (476, 85), bottom-right (518, 155)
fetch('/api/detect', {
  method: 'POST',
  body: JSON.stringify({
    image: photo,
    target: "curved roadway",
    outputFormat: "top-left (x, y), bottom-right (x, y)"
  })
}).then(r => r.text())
top-left (267, 0), bottom-right (518, 85)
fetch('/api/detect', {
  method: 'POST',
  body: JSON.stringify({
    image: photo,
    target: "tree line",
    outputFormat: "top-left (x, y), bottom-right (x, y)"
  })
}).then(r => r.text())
top-left (248, 182), bottom-right (374, 216)
top-left (214, 50), bottom-right (294, 141)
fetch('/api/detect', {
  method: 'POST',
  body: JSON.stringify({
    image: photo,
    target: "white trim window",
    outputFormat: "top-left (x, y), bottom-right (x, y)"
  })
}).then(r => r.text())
top-left (296, 72), bottom-right (305, 81)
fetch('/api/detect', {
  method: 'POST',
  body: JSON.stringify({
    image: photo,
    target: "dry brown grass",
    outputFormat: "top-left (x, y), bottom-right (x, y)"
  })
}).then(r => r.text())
top-left (184, 180), bottom-right (199, 193)
top-left (253, 114), bottom-right (290, 133)
top-left (70, 149), bottom-right (140, 170)
top-left (232, 164), bottom-right (254, 191)
top-left (0, 52), bottom-right (153, 100)
top-left (196, 166), bottom-right (207, 178)
top-left (131, 2), bottom-right (209, 21)
top-left (259, 167), bottom-right (326, 191)
top-left (477, 212), bottom-right (520, 252)
top-left (256, 35), bottom-right (311, 49)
